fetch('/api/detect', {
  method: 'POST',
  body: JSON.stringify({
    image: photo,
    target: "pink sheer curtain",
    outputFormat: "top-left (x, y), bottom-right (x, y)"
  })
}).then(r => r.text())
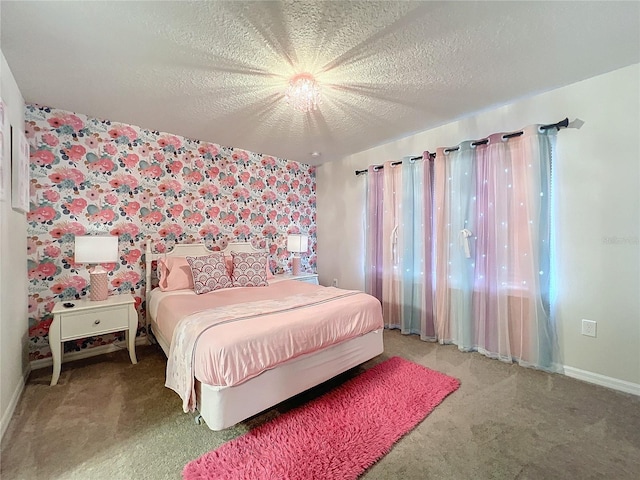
top-left (381, 161), bottom-right (402, 328)
top-left (433, 148), bottom-right (453, 341)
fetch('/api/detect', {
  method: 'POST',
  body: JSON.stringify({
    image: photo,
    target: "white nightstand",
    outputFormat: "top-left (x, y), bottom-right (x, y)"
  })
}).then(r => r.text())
top-left (276, 272), bottom-right (319, 285)
top-left (49, 293), bottom-right (138, 386)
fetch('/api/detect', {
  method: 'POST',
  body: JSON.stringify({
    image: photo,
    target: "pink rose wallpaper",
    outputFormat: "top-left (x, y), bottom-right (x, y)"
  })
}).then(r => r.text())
top-left (25, 104), bottom-right (317, 360)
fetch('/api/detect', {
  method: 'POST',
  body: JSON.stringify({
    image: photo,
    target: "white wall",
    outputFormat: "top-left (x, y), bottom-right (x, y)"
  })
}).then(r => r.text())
top-left (1, 50), bottom-right (29, 439)
top-left (317, 64), bottom-right (640, 388)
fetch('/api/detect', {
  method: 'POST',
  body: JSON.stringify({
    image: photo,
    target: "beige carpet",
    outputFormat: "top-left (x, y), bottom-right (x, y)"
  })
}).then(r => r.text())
top-left (2, 330), bottom-right (639, 480)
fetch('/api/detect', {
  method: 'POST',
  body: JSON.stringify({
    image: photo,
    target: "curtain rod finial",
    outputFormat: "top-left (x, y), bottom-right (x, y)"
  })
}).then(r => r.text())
top-left (568, 118), bottom-right (585, 129)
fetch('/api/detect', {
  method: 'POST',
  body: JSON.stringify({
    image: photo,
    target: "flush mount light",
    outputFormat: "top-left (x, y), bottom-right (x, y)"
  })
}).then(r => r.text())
top-left (285, 73), bottom-right (321, 113)
top-left (310, 151), bottom-right (321, 157)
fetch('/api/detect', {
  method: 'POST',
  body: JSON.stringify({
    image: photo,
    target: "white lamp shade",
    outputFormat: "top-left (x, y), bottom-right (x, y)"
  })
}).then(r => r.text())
top-left (75, 235), bottom-right (119, 264)
top-left (287, 234), bottom-right (308, 254)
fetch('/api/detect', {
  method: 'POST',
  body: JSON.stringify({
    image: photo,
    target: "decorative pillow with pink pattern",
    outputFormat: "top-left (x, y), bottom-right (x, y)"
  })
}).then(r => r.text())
top-left (230, 251), bottom-right (269, 287)
top-left (186, 253), bottom-right (233, 294)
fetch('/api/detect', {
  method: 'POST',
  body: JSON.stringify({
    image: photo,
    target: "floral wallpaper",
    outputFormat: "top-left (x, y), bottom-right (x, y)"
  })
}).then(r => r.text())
top-left (25, 105), bottom-right (316, 361)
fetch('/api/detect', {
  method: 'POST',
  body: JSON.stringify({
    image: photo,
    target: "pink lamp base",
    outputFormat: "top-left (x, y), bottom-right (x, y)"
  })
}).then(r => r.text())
top-left (292, 256), bottom-right (302, 276)
top-left (90, 271), bottom-right (109, 301)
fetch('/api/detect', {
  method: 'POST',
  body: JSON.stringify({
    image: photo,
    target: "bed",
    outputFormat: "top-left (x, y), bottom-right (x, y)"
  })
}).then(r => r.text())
top-left (144, 241), bottom-right (384, 430)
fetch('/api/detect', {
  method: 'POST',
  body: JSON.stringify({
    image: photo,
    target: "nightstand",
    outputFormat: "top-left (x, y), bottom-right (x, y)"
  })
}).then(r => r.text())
top-left (276, 272), bottom-right (319, 285)
top-left (49, 293), bottom-right (138, 386)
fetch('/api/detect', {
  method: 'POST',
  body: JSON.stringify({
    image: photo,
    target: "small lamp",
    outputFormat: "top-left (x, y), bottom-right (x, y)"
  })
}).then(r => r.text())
top-left (75, 235), bottom-right (119, 301)
top-left (287, 234), bottom-right (308, 276)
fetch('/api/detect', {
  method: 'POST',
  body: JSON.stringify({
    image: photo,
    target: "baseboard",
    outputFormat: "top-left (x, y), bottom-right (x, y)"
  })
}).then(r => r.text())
top-left (1, 364), bottom-right (31, 441)
top-left (563, 366), bottom-right (640, 396)
top-left (30, 336), bottom-right (150, 371)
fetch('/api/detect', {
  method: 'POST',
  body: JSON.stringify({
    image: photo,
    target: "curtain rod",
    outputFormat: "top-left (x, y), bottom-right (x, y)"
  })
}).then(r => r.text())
top-left (354, 117), bottom-right (569, 176)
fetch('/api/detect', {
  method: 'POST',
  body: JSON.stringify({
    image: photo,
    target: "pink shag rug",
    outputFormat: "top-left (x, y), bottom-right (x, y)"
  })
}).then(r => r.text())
top-left (183, 356), bottom-right (460, 480)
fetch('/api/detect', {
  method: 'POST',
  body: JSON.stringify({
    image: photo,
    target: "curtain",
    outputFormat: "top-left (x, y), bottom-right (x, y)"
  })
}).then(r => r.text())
top-left (364, 165), bottom-right (383, 303)
top-left (434, 142), bottom-right (477, 347)
top-left (381, 161), bottom-right (402, 328)
top-left (365, 125), bottom-right (558, 372)
top-left (434, 126), bottom-right (558, 370)
top-left (365, 155), bottom-right (435, 339)
top-left (400, 155), bottom-right (435, 339)
top-left (472, 126), bottom-right (555, 368)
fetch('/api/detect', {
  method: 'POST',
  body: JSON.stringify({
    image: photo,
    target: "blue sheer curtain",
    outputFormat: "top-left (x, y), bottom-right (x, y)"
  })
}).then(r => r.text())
top-left (434, 143), bottom-right (477, 347)
top-left (399, 155), bottom-right (435, 339)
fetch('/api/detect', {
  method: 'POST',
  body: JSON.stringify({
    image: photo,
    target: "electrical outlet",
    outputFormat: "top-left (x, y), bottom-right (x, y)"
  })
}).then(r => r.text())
top-left (581, 319), bottom-right (597, 337)
top-left (332, 278), bottom-right (338, 287)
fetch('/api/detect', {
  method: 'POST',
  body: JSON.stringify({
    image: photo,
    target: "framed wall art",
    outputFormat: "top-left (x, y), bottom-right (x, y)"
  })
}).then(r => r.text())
top-left (0, 98), bottom-right (5, 201)
top-left (11, 123), bottom-right (30, 213)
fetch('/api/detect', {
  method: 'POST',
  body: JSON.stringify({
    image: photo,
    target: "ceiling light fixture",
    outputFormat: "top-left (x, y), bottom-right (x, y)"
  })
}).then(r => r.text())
top-left (285, 73), bottom-right (321, 113)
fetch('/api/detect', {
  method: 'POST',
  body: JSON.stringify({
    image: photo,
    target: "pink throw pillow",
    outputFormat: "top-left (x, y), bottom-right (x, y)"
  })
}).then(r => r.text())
top-left (158, 257), bottom-right (194, 292)
top-left (186, 253), bottom-right (233, 294)
top-left (231, 251), bottom-right (269, 287)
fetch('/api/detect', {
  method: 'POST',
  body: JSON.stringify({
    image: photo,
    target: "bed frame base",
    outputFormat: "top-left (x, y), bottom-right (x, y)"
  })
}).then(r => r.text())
top-left (197, 329), bottom-right (384, 430)
top-left (153, 322), bottom-right (383, 431)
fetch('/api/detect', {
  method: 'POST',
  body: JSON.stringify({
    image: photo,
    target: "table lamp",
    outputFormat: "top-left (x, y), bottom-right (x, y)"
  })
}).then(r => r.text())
top-left (74, 235), bottom-right (119, 301)
top-left (287, 234), bottom-right (308, 276)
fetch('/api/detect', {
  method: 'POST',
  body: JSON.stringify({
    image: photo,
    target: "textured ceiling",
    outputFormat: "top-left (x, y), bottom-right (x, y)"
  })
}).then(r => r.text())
top-left (1, 1), bottom-right (639, 165)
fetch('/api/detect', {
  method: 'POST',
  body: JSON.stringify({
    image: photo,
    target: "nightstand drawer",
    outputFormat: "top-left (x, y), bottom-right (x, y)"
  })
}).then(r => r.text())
top-left (274, 273), bottom-right (319, 284)
top-left (296, 276), bottom-right (319, 285)
top-left (60, 306), bottom-right (129, 340)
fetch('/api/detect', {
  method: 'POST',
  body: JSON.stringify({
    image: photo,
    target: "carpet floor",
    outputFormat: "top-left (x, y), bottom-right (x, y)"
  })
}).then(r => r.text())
top-left (1, 329), bottom-right (639, 480)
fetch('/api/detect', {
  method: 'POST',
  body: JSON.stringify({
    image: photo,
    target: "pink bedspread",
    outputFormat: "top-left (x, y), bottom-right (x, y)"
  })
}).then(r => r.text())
top-left (158, 281), bottom-right (383, 412)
